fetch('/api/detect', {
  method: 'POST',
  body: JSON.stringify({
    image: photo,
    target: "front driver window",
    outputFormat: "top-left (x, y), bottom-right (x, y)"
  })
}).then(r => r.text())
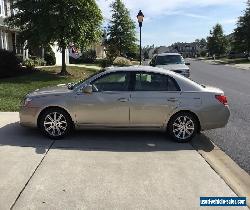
top-left (92, 72), bottom-right (129, 92)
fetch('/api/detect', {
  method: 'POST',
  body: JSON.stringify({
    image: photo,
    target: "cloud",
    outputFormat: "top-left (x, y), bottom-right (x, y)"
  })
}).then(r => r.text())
top-left (220, 18), bottom-right (238, 25)
top-left (97, 0), bottom-right (244, 21)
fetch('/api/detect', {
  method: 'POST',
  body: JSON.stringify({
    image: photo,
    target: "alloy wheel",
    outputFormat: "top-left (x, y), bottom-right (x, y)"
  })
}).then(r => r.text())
top-left (172, 115), bottom-right (195, 140)
top-left (43, 112), bottom-right (68, 137)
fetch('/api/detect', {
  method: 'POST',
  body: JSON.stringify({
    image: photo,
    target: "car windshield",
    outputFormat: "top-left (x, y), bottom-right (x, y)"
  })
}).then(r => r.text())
top-left (156, 55), bottom-right (184, 65)
top-left (67, 70), bottom-right (105, 90)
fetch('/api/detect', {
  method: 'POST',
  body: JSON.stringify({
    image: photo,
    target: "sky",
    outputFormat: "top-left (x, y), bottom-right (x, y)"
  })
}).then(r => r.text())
top-left (97, 0), bottom-right (247, 47)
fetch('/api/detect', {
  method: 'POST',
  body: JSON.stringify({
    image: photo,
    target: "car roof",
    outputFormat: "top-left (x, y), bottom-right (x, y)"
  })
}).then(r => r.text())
top-left (103, 65), bottom-right (204, 92)
top-left (156, 53), bottom-right (181, 56)
top-left (104, 65), bottom-right (176, 76)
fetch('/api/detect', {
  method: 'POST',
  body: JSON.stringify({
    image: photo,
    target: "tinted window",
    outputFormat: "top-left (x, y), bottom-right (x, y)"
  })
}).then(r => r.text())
top-left (134, 72), bottom-right (180, 91)
top-left (92, 72), bottom-right (129, 91)
top-left (167, 77), bottom-right (180, 91)
top-left (156, 55), bottom-right (184, 65)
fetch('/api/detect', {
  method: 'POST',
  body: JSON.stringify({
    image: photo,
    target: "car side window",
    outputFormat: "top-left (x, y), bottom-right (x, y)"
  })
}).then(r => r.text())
top-left (135, 73), bottom-right (168, 91)
top-left (134, 72), bottom-right (180, 91)
top-left (91, 72), bottom-right (129, 92)
top-left (167, 76), bottom-right (180, 91)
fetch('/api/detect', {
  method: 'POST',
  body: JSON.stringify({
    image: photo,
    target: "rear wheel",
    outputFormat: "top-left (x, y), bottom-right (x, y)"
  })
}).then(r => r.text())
top-left (168, 112), bottom-right (198, 143)
top-left (38, 108), bottom-right (72, 139)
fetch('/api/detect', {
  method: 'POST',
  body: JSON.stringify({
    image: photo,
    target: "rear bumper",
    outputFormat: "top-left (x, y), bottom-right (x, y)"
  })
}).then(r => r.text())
top-left (200, 106), bottom-right (230, 131)
top-left (19, 106), bottom-right (40, 128)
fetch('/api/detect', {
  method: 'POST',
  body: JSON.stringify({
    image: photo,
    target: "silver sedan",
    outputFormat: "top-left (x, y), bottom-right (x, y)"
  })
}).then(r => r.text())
top-left (19, 66), bottom-right (230, 142)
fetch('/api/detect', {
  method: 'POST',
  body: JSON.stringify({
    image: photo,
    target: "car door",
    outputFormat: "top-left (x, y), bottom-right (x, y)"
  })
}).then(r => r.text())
top-left (75, 71), bottom-right (131, 127)
top-left (130, 72), bottom-right (181, 127)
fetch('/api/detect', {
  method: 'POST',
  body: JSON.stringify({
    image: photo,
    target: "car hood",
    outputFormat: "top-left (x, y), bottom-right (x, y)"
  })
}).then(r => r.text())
top-left (27, 84), bottom-right (72, 97)
top-left (156, 64), bottom-right (189, 71)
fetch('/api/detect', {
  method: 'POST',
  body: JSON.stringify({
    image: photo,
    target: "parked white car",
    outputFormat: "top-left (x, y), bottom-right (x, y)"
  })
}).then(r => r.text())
top-left (149, 53), bottom-right (190, 77)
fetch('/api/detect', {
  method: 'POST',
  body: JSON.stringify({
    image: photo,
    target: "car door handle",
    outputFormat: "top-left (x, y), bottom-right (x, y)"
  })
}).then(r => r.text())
top-left (168, 98), bottom-right (178, 102)
top-left (118, 98), bottom-right (129, 102)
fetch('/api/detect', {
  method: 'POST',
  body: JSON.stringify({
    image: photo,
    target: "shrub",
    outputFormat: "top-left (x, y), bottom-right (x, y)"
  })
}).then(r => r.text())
top-left (34, 57), bottom-right (46, 66)
top-left (44, 46), bottom-right (56, 66)
top-left (0, 49), bottom-right (21, 78)
top-left (23, 59), bottom-right (35, 70)
top-left (70, 49), bottom-right (97, 64)
top-left (200, 51), bottom-right (207, 57)
top-left (81, 49), bottom-right (97, 63)
top-left (69, 56), bottom-right (79, 64)
top-left (113, 57), bottom-right (132, 66)
top-left (98, 59), bottom-right (113, 68)
top-left (16, 54), bottom-right (23, 63)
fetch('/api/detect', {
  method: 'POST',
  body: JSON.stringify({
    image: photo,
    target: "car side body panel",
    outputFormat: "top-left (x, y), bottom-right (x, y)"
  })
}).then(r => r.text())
top-left (19, 66), bottom-right (230, 134)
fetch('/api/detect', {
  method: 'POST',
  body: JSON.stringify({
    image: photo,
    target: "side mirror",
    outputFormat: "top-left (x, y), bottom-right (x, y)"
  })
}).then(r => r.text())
top-left (82, 85), bottom-right (93, 94)
top-left (185, 62), bottom-right (191, 66)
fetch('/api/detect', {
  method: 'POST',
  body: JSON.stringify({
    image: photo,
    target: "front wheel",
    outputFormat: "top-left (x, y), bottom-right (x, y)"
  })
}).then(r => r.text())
top-left (38, 108), bottom-right (72, 139)
top-left (168, 112), bottom-right (198, 143)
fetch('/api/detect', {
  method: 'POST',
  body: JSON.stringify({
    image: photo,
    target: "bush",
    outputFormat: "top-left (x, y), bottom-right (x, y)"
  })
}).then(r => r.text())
top-left (69, 49), bottom-right (97, 64)
top-left (16, 54), bottom-right (23, 63)
top-left (44, 46), bottom-right (56, 66)
top-left (23, 59), bottom-right (35, 70)
top-left (34, 57), bottom-right (46, 66)
top-left (0, 49), bottom-right (21, 78)
top-left (200, 51), bottom-right (207, 57)
top-left (82, 49), bottom-right (96, 63)
top-left (113, 57), bottom-right (132, 66)
top-left (98, 59), bottom-right (113, 68)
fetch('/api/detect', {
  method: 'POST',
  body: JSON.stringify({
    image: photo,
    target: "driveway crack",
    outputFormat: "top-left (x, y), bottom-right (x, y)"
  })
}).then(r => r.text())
top-left (10, 140), bottom-right (55, 210)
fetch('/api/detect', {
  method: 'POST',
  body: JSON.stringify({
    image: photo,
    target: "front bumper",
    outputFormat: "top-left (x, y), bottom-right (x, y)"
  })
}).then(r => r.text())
top-left (19, 106), bottom-right (40, 128)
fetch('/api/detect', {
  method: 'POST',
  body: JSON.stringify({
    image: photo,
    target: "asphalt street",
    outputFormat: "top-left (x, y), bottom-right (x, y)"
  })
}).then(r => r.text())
top-left (190, 60), bottom-right (250, 174)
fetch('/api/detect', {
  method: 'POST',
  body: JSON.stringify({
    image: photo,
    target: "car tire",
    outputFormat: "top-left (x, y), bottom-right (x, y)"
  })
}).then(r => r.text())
top-left (168, 112), bottom-right (198, 143)
top-left (38, 108), bottom-right (72, 139)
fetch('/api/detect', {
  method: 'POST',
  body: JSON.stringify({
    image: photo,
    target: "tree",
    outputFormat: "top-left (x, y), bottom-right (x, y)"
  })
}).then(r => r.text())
top-left (107, 0), bottom-right (137, 59)
top-left (207, 24), bottom-right (228, 57)
top-left (199, 38), bottom-right (207, 49)
top-left (233, 0), bottom-right (250, 54)
top-left (6, 0), bottom-right (102, 75)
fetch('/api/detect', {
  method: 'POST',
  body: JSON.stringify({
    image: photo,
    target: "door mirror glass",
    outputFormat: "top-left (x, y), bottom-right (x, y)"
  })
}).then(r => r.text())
top-left (185, 62), bottom-right (190, 66)
top-left (82, 85), bottom-right (93, 94)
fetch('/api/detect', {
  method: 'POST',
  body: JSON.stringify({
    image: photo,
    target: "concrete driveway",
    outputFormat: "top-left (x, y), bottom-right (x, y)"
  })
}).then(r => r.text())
top-left (0, 113), bottom-right (247, 210)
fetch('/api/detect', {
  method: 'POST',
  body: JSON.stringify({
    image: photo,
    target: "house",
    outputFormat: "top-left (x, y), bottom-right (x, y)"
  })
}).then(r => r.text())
top-left (172, 42), bottom-right (201, 58)
top-left (148, 46), bottom-right (178, 59)
top-left (1, 0), bottom-right (104, 65)
top-left (0, 0), bottom-right (17, 52)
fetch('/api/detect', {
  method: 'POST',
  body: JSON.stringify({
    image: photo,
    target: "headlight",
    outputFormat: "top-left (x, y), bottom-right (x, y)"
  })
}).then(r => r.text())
top-left (23, 98), bottom-right (32, 106)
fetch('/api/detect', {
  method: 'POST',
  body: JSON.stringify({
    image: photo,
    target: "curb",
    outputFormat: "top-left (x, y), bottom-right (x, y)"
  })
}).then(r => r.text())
top-left (191, 134), bottom-right (250, 208)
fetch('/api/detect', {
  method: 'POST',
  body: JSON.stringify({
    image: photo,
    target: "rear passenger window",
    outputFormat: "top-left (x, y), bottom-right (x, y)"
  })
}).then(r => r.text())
top-left (134, 73), bottom-right (180, 91)
top-left (168, 77), bottom-right (180, 91)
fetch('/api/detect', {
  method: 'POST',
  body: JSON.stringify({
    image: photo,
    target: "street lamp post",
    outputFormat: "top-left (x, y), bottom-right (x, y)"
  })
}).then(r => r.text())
top-left (137, 10), bottom-right (144, 65)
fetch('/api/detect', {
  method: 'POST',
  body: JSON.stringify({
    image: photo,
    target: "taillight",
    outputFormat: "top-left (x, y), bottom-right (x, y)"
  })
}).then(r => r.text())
top-left (215, 95), bottom-right (228, 106)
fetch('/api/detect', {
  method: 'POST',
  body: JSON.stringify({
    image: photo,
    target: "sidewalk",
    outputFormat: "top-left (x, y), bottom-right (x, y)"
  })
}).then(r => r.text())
top-left (36, 64), bottom-right (101, 70)
top-left (0, 113), bottom-right (249, 209)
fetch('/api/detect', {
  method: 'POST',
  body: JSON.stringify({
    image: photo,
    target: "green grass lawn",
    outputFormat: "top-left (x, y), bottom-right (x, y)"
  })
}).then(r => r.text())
top-left (0, 66), bottom-right (99, 112)
top-left (201, 56), bottom-right (250, 64)
top-left (219, 57), bottom-right (250, 64)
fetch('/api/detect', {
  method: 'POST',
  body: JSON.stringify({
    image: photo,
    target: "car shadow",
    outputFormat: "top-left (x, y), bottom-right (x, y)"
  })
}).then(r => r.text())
top-left (0, 122), bottom-right (214, 154)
